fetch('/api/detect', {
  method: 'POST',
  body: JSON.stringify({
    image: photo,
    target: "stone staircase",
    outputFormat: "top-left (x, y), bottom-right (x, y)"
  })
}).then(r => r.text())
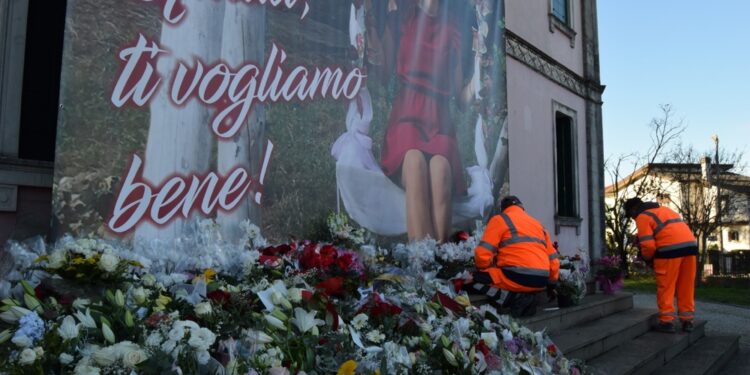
top-left (521, 293), bottom-right (740, 375)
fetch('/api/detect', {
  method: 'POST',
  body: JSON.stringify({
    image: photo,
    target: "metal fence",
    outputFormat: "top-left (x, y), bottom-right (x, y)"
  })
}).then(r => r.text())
top-left (708, 250), bottom-right (750, 275)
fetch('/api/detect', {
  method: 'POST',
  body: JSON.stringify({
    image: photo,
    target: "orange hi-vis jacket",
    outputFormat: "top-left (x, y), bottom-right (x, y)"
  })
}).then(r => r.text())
top-left (634, 203), bottom-right (698, 260)
top-left (475, 206), bottom-right (560, 290)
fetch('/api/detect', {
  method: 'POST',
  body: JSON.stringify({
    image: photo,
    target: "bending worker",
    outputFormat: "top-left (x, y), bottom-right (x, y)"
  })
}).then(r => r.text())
top-left (470, 196), bottom-right (560, 317)
top-left (624, 197), bottom-right (698, 333)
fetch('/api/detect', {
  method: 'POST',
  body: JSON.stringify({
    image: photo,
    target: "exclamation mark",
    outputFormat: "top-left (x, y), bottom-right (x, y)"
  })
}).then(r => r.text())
top-left (254, 140), bottom-right (274, 205)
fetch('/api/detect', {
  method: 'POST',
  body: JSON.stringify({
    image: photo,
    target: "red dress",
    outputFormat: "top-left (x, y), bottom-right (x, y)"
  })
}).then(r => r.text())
top-left (380, 8), bottom-right (466, 194)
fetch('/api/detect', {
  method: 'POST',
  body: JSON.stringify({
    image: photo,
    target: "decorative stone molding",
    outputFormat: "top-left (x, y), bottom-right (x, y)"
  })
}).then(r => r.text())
top-left (505, 30), bottom-right (603, 103)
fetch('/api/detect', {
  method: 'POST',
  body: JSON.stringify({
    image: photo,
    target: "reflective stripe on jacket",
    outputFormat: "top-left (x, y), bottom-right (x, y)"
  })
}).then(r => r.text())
top-left (475, 206), bottom-right (560, 287)
top-left (635, 204), bottom-right (698, 259)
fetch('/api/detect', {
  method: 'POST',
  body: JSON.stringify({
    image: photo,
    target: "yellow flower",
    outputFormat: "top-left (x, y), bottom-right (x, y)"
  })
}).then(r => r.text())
top-left (337, 360), bottom-right (357, 375)
top-left (154, 294), bottom-right (172, 312)
top-left (194, 268), bottom-right (217, 284)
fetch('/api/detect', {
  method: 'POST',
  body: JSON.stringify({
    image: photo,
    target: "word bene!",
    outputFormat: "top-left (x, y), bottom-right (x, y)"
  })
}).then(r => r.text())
top-left (111, 35), bottom-right (366, 139)
top-left (107, 141), bottom-right (273, 234)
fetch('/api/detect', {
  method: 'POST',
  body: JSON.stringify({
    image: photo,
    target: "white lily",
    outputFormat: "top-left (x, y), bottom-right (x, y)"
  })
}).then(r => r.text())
top-left (101, 322), bottom-right (116, 344)
top-left (0, 306), bottom-right (32, 324)
top-left (74, 309), bottom-right (97, 329)
top-left (290, 307), bottom-right (324, 334)
top-left (58, 316), bottom-right (81, 341)
top-left (264, 315), bottom-right (287, 331)
top-left (245, 330), bottom-right (274, 345)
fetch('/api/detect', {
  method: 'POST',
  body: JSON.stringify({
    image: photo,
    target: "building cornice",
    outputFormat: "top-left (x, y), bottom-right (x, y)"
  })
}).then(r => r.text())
top-left (505, 30), bottom-right (604, 103)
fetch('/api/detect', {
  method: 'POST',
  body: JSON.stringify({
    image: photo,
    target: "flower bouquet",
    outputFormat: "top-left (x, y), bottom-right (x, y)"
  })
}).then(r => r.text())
top-left (594, 256), bottom-right (624, 295)
top-left (556, 253), bottom-right (588, 308)
top-left (0, 218), bottom-right (587, 374)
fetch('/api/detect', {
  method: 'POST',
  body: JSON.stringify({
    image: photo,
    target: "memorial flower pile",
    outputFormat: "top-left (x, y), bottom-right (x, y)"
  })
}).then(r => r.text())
top-left (0, 219), bottom-right (585, 374)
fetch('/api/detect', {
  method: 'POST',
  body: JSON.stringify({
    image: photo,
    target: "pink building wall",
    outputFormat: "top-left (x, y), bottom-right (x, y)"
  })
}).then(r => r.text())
top-left (505, 0), bottom-right (599, 257)
top-left (506, 0), bottom-right (584, 75)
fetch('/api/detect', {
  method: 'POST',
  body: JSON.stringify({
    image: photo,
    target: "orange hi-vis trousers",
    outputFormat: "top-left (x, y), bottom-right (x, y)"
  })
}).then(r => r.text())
top-left (654, 255), bottom-right (696, 323)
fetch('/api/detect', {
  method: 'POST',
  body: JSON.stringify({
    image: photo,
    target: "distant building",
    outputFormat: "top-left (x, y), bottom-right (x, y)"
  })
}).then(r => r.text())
top-left (605, 159), bottom-right (750, 251)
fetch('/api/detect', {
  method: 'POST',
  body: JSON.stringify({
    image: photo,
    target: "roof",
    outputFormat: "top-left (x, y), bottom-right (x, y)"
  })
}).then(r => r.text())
top-left (604, 163), bottom-right (749, 195)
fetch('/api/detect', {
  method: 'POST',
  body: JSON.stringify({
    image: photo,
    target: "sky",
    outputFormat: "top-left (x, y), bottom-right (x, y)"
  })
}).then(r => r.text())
top-left (598, 0), bottom-right (750, 174)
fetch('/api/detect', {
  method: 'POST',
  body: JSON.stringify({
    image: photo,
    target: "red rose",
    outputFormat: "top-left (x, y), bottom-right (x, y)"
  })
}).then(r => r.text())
top-left (547, 344), bottom-right (558, 356)
top-left (301, 289), bottom-right (314, 301)
top-left (34, 285), bottom-right (45, 300)
top-left (315, 277), bottom-right (344, 297)
top-left (259, 255), bottom-right (281, 266)
top-left (335, 253), bottom-right (356, 271)
top-left (476, 340), bottom-right (492, 356)
top-left (454, 231), bottom-right (470, 242)
top-left (207, 290), bottom-right (231, 305)
top-left (433, 292), bottom-right (465, 315)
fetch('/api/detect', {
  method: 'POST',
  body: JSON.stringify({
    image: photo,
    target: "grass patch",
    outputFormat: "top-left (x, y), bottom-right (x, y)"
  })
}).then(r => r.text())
top-left (624, 276), bottom-right (750, 307)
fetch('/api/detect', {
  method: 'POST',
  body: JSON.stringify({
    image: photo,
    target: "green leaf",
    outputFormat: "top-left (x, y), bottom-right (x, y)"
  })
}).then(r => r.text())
top-left (20, 280), bottom-right (36, 296)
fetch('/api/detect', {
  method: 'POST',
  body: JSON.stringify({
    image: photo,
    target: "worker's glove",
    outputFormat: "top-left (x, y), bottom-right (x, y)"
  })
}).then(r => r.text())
top-left (637, 251), bottom-right (654, 268)
top-left (546, 283), bottom-right (558, 302)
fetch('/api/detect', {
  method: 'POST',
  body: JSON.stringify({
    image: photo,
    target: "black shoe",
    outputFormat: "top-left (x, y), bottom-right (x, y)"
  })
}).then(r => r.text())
top-left (655, 321), bottom-right (675, 333)
top-left (681, 321), bottom-right (694, 332)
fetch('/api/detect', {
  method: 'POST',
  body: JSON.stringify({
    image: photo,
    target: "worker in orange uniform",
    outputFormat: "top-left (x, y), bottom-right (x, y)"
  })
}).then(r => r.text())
top-left (624, 197), bottom-right (698, 333)
top-left (469, 196), bottom-right (560, 317)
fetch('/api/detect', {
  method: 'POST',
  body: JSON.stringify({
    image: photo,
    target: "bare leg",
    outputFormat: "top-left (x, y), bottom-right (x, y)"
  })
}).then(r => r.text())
top-left (430, 155), bottom-right (452, 242)
top-left (402, 150), bottom-right (435, 241)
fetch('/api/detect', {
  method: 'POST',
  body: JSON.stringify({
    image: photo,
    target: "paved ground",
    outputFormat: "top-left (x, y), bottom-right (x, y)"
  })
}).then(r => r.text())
top-left (631, 292), bottom-right (750, 374)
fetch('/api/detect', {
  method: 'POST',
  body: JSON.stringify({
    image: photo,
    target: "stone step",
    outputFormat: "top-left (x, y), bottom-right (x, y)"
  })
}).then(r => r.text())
top-left (655, 335), bottom-right (740, 375)
top-left (587, 320), bottom-right (706, 375)
top-left (551, 308), bottom-right (657, 361)
top-left (522, 292), bottom-right (634, 333)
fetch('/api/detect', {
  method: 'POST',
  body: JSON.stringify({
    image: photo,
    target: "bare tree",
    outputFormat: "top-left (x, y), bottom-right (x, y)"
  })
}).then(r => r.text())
top-left (604, 104), bottom-right (685, 275)
top-left (661, 144), bottom-right (746, 283)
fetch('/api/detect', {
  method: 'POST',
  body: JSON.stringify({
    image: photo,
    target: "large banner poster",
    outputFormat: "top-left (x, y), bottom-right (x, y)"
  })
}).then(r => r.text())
top-left (53, 0), bottom-right (508, 244)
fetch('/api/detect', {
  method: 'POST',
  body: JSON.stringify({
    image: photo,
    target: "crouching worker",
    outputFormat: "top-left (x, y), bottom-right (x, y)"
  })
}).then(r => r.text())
top-left (465, 196), bottom-right (560, 317)
top-left (624, 197), bottom-right (698, 333)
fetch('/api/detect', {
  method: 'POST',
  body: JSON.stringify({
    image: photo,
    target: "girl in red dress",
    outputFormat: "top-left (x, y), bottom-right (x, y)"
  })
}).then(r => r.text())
top-left (373, 0), bottom-right (475, 242)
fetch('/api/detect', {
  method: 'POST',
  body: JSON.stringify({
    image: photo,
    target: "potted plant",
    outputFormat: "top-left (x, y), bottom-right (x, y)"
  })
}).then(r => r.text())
top-left (594, 255), bottom-right (625, 295)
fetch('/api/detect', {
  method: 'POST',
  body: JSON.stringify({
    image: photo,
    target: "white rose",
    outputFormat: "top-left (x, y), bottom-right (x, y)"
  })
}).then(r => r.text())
top-left (145, 332), bottom-right (163, 347)
top-left (168, 327), bottom-right (185, 342)
top-left (11, 334), bottom-right (32, 348)
top-left (122, 347), bottom-right (148, 368)
top-left (91, 346), bottom-right (118, 366)
top-left (60, 353), bottom-right (74, 365)
top-left (48, 249), bottom-right (67, 269)
top-left (74, 363), bottom-right (101, 375)
top-left (188, 328), bottom-right (216, 351)
top-left (194, 302), bottom-right (212, 316)
top-left (18, 348), bottom-right (37, 365)
top-left (98, 252), bottom-right (119, 273)
top-left (161, 339), bottom-right (177, 354)
top-left (34, 347), bottom-right (44, 357)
